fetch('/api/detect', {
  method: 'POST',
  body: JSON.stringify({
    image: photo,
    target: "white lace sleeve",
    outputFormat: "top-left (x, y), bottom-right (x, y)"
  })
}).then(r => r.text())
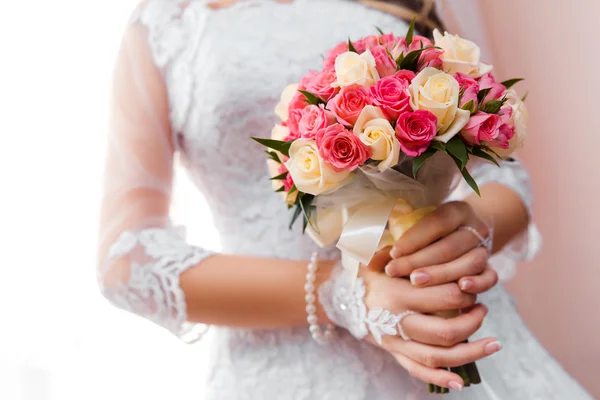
top-left (97, 2), bottom-right (213, 343)
top-left (448, 159), bottom-right (542, 281)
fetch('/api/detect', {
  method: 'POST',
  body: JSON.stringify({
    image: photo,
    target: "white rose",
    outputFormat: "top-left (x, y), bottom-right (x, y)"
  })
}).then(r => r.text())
top-left (433, 29), bottom-right (493, 77)
top-left (285, 139), bottom-right (349, 196)
top-left (271, 124), bottom-right (289, 141)
top-left (493, 89), bottom-right (528, 158)
top-left (353, 106), bottom-right (400, 171)
top-left (332, 50), bottom-right (380, 88)
top-left (275, 83), bottom-right (299, 122)
top-left (409, 67), bottom-right (471, 143)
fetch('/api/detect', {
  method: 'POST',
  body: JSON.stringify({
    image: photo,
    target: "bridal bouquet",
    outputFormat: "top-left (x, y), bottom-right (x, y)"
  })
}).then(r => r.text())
top-left (253, 20), bottom-right (527, 394)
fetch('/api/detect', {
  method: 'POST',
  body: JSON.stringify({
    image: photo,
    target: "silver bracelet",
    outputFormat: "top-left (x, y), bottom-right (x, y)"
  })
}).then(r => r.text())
top-left (306, 252), bottom-right (335, 344)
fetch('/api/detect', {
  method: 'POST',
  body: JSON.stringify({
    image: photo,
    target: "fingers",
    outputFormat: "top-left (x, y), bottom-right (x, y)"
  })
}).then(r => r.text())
top-left (366, 246), bottom-right (393, 272)
top-left (390, 202), bottom-right (471, 258)
top-left (401, 282), bottom-right (478, 313)
top-left (405, 247), bottom-right (489, 288)
top-left (459, 267), bottom-right (499, 294)
top-left (401, 304), bottom-right (488, 347)
top-left (385, 229), bottom-right (482, 277)
top-left (392, 350), bottom-right (464, 390)
top-left (395, 337), bottom-right (502, 369)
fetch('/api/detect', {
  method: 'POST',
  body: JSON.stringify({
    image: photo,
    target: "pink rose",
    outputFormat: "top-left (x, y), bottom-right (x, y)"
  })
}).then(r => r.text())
top-left (479, 73), bottom-right (505, 105)
top-left (286, 109), bottom-right (303, 139)
top-left (379, 33), bottom-right (398, 50)
top-left (397, 35), bottom-right (434, 53)
top-left (316, 123), bottom-right (370, 172)
top-left (354, 35), bottom-right (379, 53)
top-left (394, 70), bottom-right (416, 82)
top-left (460, 112), bottom-right (503, 145)
top-left (370, 75), bottom-right (412, 120)
top-left (304, 67), bottom-right (339, 102)
top-left (324, 42), bottom-right (349, 69)
top-left (393, 35), bottom-right (443, 71)
top-left (370, 45), bottom-right (397, 77)
top-left (327, 85), bottom-right (372, 127)
top-left (455, 72), bottom-right (480, 109)
top-left (298, 105), bottom-right (336, 139)
top-left (419, 48), bottom-right (444, 70)
top-left (395, 110), bottom-right (437, 157)
top-left (489, 123), bottom-right (515, 149)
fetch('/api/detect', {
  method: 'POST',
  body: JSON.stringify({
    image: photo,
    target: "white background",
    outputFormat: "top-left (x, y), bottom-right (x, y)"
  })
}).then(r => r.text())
top-left (0, 1), bottom-right (214, 398)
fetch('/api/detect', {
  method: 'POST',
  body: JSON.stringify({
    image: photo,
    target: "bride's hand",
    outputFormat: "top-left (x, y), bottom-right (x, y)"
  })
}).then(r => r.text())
top-left (357, 250), bottom-right (501, 390)
top-left (386, 201), bottom-right (498, 294)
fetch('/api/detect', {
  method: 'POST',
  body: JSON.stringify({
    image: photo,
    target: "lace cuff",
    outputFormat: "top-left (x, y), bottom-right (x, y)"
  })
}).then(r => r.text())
top-left (100, 226), bottom-right (214, 343)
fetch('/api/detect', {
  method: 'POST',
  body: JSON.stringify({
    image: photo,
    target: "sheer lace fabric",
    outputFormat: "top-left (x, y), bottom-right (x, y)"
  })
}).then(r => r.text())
top-left (97, 0), bottom-right (591, 398)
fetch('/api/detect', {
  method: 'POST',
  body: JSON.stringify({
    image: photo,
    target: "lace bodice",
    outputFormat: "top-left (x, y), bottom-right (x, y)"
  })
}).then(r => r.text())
top-left (97, 1), bottom-right (591, 399)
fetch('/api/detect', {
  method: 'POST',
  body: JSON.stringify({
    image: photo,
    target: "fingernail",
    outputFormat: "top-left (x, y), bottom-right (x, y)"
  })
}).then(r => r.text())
top-left (410, 272), bottom-right (430, 286)
top-left (448, 381), bottom-right (463, 392)
top-left (460, 280), bottom-right (473, 291)
top-left (485, 341), bottom-right (502, 355)
top-left (389, 247), bottom-right (400, 259)
top-left (481, 304), bottom-right (489, 315)
top-left (385, 263), bottom-right (394, 276)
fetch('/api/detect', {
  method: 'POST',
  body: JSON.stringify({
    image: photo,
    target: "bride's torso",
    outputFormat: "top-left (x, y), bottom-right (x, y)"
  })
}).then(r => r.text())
top-left (133, 1), bottom-right (552, 399)
top-left (139, 0), bottom-right (411, 261)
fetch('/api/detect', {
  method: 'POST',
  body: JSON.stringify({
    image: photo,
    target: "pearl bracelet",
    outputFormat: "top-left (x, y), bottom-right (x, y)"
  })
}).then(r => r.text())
top-left (306, 252), bottom-right (335, 344)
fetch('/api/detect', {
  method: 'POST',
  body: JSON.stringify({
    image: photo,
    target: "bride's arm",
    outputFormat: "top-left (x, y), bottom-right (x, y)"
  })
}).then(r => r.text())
top-left (98, 20), bottom-right (340, 336)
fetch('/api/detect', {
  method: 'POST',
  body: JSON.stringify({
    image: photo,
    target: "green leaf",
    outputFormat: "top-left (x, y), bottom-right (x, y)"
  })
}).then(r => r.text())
top-left (299, 194), bottom-right (317, 234)
top-left (430, 141), bottom-right (447, 152)
top-left (289, 204), bottom-right (302, 230)
top-left (375, 26), bottom-right (385, 35)
top-left (395, 51), bottom-right (405, 67)
top-left (501, 78), bottom-right (524, 89)
top-left (472, 147), bottom-right (500, 167)
top-left (275, 186), bottom-right (285, 193)
top-left (482, 98), bottom-right (506, 114)
top-left (289, 184), bottom-right (297, 194)
top-left (399, 46), bottom-right (440, 72)
top-left (251, 137), bottom-right (293, 157)
top-left (461, 99), bottom-right (474, 113)
top-left (446, 137), bottom-right (469, 170)
top-left (477, 88), bottom-right (491, 105)
top-left (412, 148), bottom-right (437, 178)
top-left (405, 17), bottom-right (416, 46)
top-left (450, 154), bottom-right (481, 196)
top-left (265, 150), bottom-right (282, 164)
top-left (269, 171), bottom-right (288, 181)
top-left (348, 38), bottom-right (359, 54)
top-left (298, 90), bottom-right (325, 106)
top-left (521, 91), bottom-right (529, 102)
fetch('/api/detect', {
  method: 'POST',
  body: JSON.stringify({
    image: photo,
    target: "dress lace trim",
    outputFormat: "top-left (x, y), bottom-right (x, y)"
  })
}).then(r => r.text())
top-left (101, 227), bottom-right (214, 343)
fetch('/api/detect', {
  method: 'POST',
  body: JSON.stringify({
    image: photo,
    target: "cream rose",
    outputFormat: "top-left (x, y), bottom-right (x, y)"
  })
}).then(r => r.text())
top-left (353, 106), bottom-right (400, 171)
top-left (271, 124), bottom-right (290, 141)
top-left (409, 67), bottom-right (471, 143)
top-left (275, 83), bottom-right (299, 122)
top-left (433, 29), bottom-right (493, 77)
top-left (285, 139), bottom-right (349, 195)
top-left (332, 50), bottom-right (380, 88)
top-left (494, 89), bottom-right (528, 158)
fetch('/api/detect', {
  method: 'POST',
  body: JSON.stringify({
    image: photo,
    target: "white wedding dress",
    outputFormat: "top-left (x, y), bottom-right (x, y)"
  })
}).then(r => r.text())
top-left (98, 0), bottom-right (594, 398)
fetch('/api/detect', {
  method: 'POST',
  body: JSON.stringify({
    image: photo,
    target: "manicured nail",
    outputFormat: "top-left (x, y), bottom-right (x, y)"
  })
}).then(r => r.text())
top-left (410, 272), bottom-right (430, 286)
top-left (485, 341), bottom-right (502, 355)
top-left (448, 381), bottom-right (463, 392)
top-left (385, 263), bottom-right (394, 276)
top-left (460, 280), bottom-right (473, 291)
top-left (389, 247), bottom-right (400, 259)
